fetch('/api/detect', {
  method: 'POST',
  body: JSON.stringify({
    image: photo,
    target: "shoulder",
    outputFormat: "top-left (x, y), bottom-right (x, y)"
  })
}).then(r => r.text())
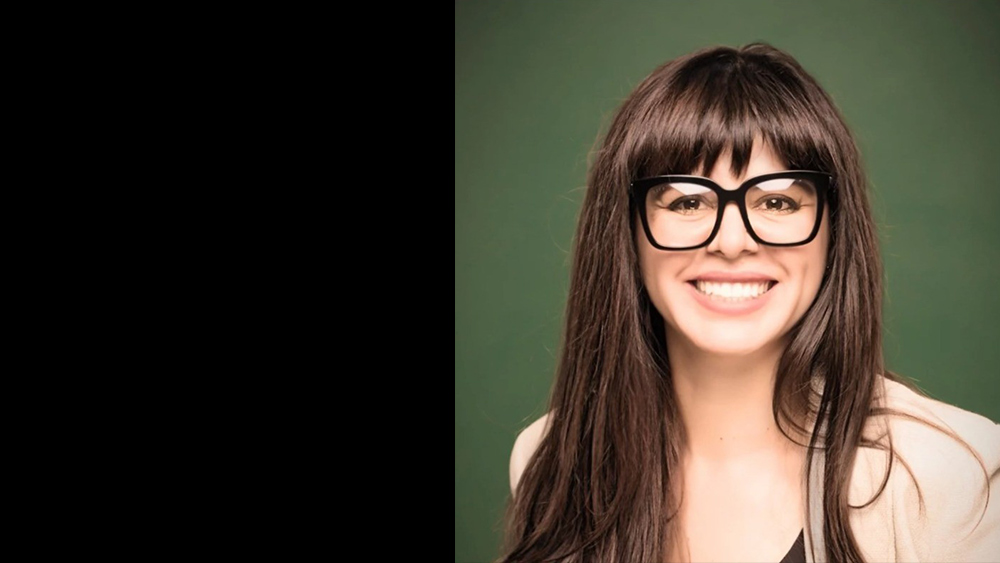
top-left (877, 376), bottom-right (1000, 475)
top-left (509, 412), bottom-right (552, 495)
top-left (850, 376), bottom-right (1000, 561)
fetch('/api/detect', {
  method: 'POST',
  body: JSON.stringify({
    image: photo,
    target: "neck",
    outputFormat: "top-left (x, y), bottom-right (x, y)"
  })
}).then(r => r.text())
top-left (667, 332), bottom-right (805, 462)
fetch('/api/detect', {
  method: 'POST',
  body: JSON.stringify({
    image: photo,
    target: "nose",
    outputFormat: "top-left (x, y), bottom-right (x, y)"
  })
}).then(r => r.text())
top-left (706, 201), bottom-right (759, 257)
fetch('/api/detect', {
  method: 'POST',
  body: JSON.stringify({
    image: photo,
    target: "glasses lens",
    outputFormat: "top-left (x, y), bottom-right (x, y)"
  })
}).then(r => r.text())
top-left (645, 181), bottom-right (719, 248)
top-left (745, 177), bottom-right (819, 244)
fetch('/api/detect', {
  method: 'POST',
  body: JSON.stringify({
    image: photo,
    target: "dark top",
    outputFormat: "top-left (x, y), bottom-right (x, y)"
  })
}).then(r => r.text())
top-left (779, 529), bottom-right (806, 563)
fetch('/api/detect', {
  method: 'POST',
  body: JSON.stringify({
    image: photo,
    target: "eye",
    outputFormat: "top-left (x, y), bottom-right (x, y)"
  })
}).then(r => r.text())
top-left (648, 182), bottom-right (716, 215)
top-left (668, 197), bottom-right (707, 212)
top-left (755, 196), bottom-right (800, 213)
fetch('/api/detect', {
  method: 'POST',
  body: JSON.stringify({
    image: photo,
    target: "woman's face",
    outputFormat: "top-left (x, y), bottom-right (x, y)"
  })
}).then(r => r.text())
top-left (636, 142), bottom-right (830, 358)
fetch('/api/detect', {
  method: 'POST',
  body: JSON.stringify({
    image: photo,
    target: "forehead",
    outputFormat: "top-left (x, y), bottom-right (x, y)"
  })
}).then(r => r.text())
top-left (692, 140), bottom-right (789, 184)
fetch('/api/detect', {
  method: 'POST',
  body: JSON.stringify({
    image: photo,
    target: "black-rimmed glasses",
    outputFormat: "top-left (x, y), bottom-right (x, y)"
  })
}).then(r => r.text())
top-left (629, 170), bottom-right (832, 250)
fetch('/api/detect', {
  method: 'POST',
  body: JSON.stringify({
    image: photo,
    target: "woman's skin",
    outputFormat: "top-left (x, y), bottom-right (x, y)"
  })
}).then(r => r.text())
top-left (640, 140), bottom-right (827, 562)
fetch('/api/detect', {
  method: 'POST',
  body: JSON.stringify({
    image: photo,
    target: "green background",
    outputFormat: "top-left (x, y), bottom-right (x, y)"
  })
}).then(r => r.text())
top-left (455, 2), bottom-right (1000, 561)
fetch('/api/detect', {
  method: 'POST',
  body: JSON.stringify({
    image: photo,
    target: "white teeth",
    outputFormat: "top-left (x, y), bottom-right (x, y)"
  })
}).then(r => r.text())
top-left (695, 281), bottom-right (772, 300)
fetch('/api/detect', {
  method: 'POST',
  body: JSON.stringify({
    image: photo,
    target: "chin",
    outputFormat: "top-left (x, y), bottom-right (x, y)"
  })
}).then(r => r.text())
top-left (665, 311), bottom-right (789, 358)
top-left (687, 331), bottom-right (779, 358)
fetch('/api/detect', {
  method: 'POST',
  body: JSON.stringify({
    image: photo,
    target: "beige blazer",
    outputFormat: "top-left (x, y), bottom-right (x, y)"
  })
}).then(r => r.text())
top-left (805, 377), bottom-right (1000, 562)
top-left (509, 377), bottom-right (1000, 562)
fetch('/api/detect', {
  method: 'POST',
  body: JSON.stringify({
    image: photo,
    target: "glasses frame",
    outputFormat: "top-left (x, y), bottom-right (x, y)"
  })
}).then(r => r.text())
top-left (629, 170), bottom-right (833, 251)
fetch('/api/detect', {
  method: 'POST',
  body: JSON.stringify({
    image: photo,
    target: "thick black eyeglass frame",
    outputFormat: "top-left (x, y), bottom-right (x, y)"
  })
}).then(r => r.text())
top-left (629, 170), bottom-right (833, 251)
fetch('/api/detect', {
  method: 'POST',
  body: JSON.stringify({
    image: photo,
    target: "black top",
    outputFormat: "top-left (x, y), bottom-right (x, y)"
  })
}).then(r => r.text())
top-left (779, 529), bottom-right (806, 563)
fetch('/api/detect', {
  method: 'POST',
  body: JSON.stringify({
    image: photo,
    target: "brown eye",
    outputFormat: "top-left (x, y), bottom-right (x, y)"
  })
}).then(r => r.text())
top-left (766, 198), bottom-right (787, 210)
top-left (670, 198), bottom-right (704, 212)
top-left (757, 196), bottom-right (799, 213)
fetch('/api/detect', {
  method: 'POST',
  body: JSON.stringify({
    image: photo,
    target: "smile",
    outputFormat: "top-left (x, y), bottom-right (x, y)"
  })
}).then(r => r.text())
top-left (690, 280), bottom-right (777, 301)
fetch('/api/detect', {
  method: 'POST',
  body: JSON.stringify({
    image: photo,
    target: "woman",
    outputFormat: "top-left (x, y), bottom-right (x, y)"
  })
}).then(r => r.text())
top-left (500, 43), bottom-right (1000, 563)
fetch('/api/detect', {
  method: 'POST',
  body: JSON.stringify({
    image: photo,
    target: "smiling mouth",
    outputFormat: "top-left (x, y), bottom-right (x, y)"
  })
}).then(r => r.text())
top-left (688, 280), bottom-right (777, 301)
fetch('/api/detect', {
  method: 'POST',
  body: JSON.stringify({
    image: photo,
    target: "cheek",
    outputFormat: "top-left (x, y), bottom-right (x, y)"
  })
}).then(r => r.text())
top-left (636, 228), bottom-right (657, 287)
top-left (637, 243), bottom-right (659, 299)
top-left (636, 238), bottom-right (689, 312)
top-left (802, 220), bottom-right (831, 299)
top-left (637, 235), bottom-right (661, 287)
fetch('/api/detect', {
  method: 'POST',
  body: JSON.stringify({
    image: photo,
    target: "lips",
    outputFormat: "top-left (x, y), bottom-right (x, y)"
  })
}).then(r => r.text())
top-left (691, 280), bottom-right (776, 299)
top-left (685, 272), bottom-right (779, 313)
top-left (689, 272), bottom-right (778, 283)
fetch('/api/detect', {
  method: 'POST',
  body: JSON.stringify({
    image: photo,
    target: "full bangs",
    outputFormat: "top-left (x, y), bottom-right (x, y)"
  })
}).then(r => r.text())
top-left (629, 49), bottom-right (837, 181)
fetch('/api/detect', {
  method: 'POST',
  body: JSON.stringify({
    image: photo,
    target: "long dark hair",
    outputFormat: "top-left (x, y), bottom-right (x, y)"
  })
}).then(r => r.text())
top-left (499, 42), bottom-right (980, 563)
